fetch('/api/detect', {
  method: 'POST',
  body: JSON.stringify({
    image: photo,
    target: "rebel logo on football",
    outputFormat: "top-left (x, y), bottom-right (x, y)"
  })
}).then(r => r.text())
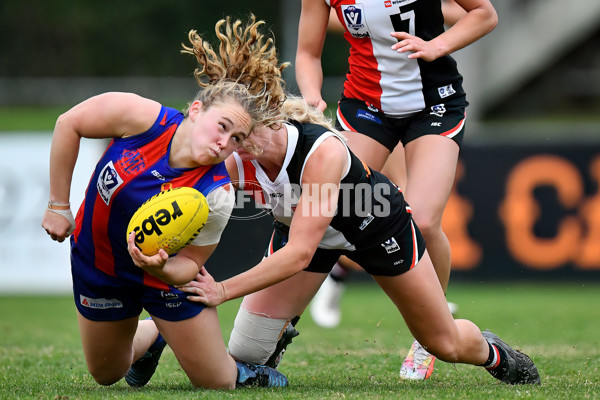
top-left (132, 200), bottom-right (184, 244)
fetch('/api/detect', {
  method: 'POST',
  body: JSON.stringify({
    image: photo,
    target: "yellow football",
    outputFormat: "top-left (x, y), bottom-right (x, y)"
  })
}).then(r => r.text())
top-left (127, 187), bottom-right (209, 256)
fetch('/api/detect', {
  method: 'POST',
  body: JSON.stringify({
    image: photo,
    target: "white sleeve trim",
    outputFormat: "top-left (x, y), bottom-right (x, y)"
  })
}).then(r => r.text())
top-left (190, 185), bottom-right (235, 246)
top-left (232, 152), bottom-right (245, 189)
top-left (299, 132), bottom-right (352, 182)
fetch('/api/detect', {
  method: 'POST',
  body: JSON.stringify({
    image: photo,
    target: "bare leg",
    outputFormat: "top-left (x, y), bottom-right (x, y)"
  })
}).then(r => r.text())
top-left (381, 143), bottom-right (408, 189)
top-left (344, 131), bottom-right (390, 171)
top-left (404, 135), bottom-right (459, 292)
top-left (76, 311), bottom-right (139, 385)
top-left (130, 318), bottom-right (161, 362)
top-left (153, 308), bottom-right (238, 389)
top-left (372, 252), bottom-right (488, 365)
top-left (243, 270), bottom-right (327, 318)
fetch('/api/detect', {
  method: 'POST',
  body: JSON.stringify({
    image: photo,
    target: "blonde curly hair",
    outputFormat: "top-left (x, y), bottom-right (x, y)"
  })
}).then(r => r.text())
top-left (280, 95), bottom-right (341, 136)
top-left (181, 15), bottom-right (288, 126)
top-left (238, 95), bottom-right (345, 157)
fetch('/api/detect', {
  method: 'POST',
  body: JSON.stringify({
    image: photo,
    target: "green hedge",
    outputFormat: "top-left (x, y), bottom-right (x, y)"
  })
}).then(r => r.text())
top-left (0, 1), bottom-right (281, 77)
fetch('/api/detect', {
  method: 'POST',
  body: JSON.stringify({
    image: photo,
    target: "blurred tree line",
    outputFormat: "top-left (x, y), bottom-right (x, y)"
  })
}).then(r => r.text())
top-left (0, 0), bottom-right (306, 77)
top-left (1, 0), bottom-right (350, 79)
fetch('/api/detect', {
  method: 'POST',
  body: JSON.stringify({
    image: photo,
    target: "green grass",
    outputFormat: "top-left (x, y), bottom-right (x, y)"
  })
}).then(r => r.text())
top-left (1, 282), bottom-right (599, 399)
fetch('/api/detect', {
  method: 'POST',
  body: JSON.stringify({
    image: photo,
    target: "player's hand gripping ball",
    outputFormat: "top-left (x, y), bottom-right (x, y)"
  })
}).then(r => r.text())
top-left (127, 187), bottom-right (209, 256)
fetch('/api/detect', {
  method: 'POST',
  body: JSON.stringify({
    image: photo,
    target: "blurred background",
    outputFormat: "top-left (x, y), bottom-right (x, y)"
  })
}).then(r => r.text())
top-left (1, 0), bottom-right (599, 294)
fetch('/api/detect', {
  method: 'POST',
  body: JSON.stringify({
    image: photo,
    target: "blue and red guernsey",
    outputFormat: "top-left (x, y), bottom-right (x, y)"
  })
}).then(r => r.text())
top-left (70, 106), bottom-right (230, 291)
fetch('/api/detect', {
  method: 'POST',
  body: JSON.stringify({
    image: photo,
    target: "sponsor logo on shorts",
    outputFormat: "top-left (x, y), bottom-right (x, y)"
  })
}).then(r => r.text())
top-left (438, 84), bottom-right (456, 98)
top-left (97, 161), bottom-right (123, 205)
top-left (393, 259), bottom-right (405, 265)
top-left (430, 104), bottom-right (446, 117)
top-left (160, 291), bottom-right (179, 300)
top-left (381, 237), bottom-right (401, 254)
top-left (359, 213), bottom-right (375, 230)
top-left (366, 103), bottom-right (379, 112)
top-left (166, 302), bottom-right (183, 308)
top-left (342, 4), bottom-right (371, 38)
top-left (356, 109), bottom-right (382, 124)
top-left (80, 295), bottom-right (123, 309)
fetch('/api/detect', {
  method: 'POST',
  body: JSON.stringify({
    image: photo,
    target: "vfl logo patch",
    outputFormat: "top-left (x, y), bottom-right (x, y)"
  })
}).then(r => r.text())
top-left (97, 161), bottom-right (123, 205)
top-left (381, 237), bottom-right (400, 254)
top-left (356, 109), bottom-right (382, 124)
top-left (438, 84), bottom-right (456, 99)
top-left (342, 4), bottom-right (371, 38)
top-left (430, 104), bottom-right (447, 117)
top-left (80, 295), bottom-right (123, 309)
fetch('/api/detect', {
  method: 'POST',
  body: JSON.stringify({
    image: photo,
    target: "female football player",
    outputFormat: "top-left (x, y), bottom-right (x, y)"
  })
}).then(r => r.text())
top-left (295, 0), bottom-right (498, 379)
top-left (41, 15), bottom-right (289, 390)
top-left (179, 96), bottom-right (541, 386)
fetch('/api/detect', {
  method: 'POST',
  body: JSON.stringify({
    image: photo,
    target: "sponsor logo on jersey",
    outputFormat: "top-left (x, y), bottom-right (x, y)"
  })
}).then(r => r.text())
top-left (342, 4), bottom-right (371, 38)
top-left (80, 295), bottom-right (123, 309)
top-left (384, 0), bottom-right (392, 7)
top-left (381, 237), bottom-right (401, 254)
top-left (359, 213), bottom-right (375, 230)
top-left (165, 302), bottom-right (183, 308)
top-left (430, 103), bottom-right (447, 117)
top-left (438, 84), bottom-right (456, 98)
top-left (356, 109), bottom-right (382, 124)
top-left (97, 161), bottom-right (124, 205)
top-left (152, 170), bottom-right (166, 181)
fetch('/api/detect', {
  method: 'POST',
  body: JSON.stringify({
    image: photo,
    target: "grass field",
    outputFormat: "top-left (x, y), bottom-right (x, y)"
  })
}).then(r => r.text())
top-left (1, 282), bottom-right (599, 399)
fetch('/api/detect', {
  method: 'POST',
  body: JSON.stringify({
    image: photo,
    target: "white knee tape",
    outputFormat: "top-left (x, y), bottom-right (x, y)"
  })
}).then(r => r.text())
top-left (228, 307), bottom-right (289, 365)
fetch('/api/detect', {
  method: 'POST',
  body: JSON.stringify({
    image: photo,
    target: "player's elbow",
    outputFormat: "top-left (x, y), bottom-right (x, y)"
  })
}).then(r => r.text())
top-left (483, 6), bottom-right (498, 33)
top-left (285, 233), bottom-right (320, 272)
top-left (289, 244), bottom-right (316, 273)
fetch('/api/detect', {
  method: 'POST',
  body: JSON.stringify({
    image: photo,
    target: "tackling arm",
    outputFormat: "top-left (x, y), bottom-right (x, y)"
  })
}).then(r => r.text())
top-left (180, 137), bottom-right (349, 306)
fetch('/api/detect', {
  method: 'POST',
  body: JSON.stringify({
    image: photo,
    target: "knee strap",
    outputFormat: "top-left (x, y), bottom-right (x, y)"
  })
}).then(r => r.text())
top-left (228, 307), bottom-right (289, 365)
